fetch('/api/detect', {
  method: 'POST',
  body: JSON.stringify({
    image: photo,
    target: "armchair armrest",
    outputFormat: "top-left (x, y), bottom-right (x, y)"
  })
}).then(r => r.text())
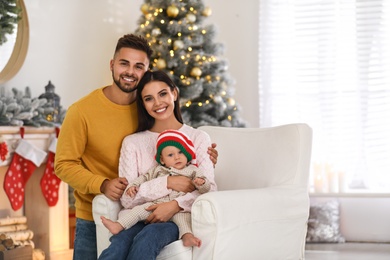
top-left (192, 186), bottom-right (309, 260)
top-left (92, 194), bottom-right (122, 257)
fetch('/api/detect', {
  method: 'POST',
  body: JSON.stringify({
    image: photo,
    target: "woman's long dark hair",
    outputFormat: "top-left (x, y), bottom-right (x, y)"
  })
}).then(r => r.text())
top-left (136, 70), bottom-right (183, 132)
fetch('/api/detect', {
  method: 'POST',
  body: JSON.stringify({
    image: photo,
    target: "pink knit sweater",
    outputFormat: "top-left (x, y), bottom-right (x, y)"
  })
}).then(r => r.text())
top-left (119, 124), bottom-right (217, 212)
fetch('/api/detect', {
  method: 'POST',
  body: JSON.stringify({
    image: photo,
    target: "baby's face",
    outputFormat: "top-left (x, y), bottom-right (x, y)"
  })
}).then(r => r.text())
top-left (160, 146), bottom-right (188, 169)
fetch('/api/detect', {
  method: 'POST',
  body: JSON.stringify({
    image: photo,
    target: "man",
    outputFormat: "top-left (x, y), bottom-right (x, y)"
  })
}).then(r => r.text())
top-left (55, 34), bottom-right (217, 259)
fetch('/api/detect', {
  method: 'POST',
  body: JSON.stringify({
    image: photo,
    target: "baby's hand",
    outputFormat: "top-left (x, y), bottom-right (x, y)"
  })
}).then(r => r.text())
top-left (193, 177), bottom-right (205, 186)
top-left (126, 186), bottom-right (139, 197)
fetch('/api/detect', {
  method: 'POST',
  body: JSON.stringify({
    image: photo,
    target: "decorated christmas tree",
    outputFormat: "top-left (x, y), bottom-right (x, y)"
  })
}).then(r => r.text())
top-left (135, 0), bottom-right (246, 127)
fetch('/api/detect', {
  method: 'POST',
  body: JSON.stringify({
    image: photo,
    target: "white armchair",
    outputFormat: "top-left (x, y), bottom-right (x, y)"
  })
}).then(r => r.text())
top-left (92, 123), bottom-right (312, 259)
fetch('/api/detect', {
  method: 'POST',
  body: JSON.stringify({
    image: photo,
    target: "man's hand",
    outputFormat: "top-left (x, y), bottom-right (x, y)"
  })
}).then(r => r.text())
top-left (208, 143), bottom-right (218, 166)
top-left (167, 175), bottom-right (195, 193)
top-left (145, 201), bottom-right (181, 223)
top-left (100, 177), bottom-right (128, 201)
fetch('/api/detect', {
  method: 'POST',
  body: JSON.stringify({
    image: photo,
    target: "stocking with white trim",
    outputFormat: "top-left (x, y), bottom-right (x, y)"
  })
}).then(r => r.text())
top-left (40, 137), bottom-right (61, 207)
top-left (3, 139), bottom-right (47, 211)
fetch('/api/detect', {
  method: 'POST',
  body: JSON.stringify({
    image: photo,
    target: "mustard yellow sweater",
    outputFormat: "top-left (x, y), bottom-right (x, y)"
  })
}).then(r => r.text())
top-left (55, 87), bottom-right (138, 221)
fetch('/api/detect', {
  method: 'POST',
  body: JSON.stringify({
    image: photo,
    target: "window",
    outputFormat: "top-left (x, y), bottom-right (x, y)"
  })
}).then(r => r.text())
top-left (258, 0), bottom-right (390, 192)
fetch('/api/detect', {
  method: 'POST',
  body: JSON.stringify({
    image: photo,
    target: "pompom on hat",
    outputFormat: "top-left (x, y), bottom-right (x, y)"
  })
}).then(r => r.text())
top-left (155, 130), bottom-right (197, 166)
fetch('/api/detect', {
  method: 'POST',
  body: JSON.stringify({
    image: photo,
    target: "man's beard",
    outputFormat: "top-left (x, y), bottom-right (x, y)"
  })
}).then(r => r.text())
top-left (112, 71), bottom-right (138, 93)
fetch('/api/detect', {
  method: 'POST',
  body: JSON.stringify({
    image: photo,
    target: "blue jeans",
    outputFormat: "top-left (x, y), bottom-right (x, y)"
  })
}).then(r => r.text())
top-left (98, 221), bottom-right (179, 260)
top-left (73, 218), bottom-right (98, 260)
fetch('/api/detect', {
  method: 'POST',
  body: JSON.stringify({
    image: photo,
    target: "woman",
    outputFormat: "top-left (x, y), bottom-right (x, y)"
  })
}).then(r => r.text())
top-left (98, 70), bottom-right (217, 260)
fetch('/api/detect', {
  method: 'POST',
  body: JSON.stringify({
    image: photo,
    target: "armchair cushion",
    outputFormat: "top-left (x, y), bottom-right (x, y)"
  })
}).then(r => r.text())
top-left (92, 194), bottom-right (122, 255)
top-left (192, 186), bottom-right (309, 260)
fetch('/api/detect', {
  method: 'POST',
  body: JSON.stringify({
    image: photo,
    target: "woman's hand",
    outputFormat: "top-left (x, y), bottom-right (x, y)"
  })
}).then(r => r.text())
top-left (145, 200), bottom-right (181, 223)
top-left (208, 143), bottom-right (218, 166)
top-left (167, 175), bottom-right (195, 193)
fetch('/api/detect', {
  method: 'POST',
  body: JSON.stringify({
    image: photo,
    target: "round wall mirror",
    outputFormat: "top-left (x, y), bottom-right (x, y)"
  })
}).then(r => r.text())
top-left (0, 0), bottom-right (29, 84)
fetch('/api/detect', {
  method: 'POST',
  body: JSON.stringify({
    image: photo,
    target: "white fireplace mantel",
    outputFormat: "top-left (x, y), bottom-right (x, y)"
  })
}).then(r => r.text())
top-left (0, 126), bottom-right (72, 260)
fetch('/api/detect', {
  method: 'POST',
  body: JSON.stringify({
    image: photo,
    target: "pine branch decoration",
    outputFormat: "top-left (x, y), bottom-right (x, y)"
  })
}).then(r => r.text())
top-left (0, 86), bottom-right (66, 127)
top-left (0, 0), bottom-right (21, 46)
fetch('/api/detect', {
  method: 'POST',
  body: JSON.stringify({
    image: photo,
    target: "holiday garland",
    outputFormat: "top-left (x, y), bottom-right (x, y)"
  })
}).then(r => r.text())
top-left (0, 86), bottom-right (66, 127)
top-left (0, 0), bottom-right (21, 46)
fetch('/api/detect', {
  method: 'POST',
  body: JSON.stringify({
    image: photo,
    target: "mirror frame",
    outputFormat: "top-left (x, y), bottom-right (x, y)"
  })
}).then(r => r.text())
top-left (0, 0), bottom-right (29, 84)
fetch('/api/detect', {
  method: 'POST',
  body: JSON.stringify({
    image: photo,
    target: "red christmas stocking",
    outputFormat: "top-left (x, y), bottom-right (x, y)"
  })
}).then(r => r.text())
top-left (40, 138), bottom-right (61, 207)
top-left (3, 139), bottom-right (47, 211)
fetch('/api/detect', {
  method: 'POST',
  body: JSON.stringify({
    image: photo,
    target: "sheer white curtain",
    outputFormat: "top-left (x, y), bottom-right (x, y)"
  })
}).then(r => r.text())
top-left (258, 0), bottom-right (390, 192)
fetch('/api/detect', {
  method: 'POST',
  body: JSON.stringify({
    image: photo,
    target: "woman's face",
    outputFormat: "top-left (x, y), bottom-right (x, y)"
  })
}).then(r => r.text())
top-left (141, 81), bottom-right (178, 121)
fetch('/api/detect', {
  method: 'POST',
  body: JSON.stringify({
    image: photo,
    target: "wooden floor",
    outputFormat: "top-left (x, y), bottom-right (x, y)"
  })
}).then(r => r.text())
top-left (305, 242), bottom-right (390, 260)
top-left (58, 243), bottom-right (390, 259)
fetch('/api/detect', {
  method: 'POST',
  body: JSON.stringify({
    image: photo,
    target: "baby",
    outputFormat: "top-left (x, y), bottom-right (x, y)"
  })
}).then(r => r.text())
top-left (101, 129), bottom-right (210, 247)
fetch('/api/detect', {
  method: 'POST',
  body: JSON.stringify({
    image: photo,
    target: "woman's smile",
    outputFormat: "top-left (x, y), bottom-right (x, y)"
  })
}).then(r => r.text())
top-left (155, 107), bottom-right (167, 113)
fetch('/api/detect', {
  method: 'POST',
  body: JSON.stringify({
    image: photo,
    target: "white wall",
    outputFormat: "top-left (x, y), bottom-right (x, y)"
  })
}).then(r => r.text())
top-left (3, 0), bottom-right (259, 127)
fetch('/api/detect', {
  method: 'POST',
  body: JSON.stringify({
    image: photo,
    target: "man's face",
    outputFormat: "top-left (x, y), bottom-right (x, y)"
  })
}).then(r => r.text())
top-left (110, 48), bottom-right (149, 93)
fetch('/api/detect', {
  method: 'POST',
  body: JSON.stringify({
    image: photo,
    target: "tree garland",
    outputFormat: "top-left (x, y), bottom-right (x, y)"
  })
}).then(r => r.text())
top-left (0, 0), bottom-right (21, 46)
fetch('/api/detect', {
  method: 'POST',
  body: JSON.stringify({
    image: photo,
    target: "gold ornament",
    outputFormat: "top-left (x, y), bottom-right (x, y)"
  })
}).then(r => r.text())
top-left (173, 40), bottom-right (184, 50)
top-left (141, 4), bottom-right (149, 15)
top-left (190, 67), bottom-right (202, 77)
top-left (167, 5), bottom-right (179, 18)
top-left (152, 28), bottom-right (161, 36)
top-left (227, 98), bottom-right (236, 106)
top-left (213, 96), bottom-right (223, 103)
top-left (156, 58), bottom-right (167, 69)
top-left (202, 7), bottom-right (212, 17)
top-left (186, 13), bottom-right (196, 23)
